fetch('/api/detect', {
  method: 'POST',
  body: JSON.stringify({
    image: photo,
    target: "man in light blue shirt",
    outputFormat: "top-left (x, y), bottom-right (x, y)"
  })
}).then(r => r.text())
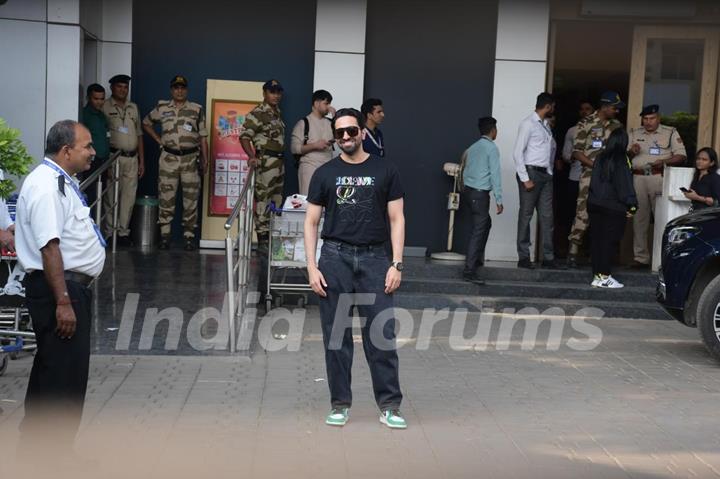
top-left (462, 116), bottom-right (503, 284)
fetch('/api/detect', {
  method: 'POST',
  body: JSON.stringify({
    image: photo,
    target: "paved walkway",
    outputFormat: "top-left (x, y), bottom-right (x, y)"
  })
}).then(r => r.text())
top-left (2, 311), bottom-right (720, 478)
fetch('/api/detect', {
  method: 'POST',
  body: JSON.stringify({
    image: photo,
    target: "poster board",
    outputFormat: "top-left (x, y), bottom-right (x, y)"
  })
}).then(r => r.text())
top-left (208, 99), bottom-right (258, 216)
top-left (200, 80), bottom-right (264, 248)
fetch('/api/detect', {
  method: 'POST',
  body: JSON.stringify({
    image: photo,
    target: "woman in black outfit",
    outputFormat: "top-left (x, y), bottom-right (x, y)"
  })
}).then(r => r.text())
top-left (683, 147), bottom-right (720, 211)
top-left (587, 129), bottom-right (638, 289)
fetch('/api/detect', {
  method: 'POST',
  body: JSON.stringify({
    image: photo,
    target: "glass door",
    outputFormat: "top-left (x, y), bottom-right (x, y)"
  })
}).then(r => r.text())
top-left (628, 26), bottom-right (719, 161)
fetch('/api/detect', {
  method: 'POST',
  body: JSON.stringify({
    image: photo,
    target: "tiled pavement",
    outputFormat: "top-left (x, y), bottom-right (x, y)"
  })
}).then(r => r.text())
top-left (2, 310), bottom-right (720, 478)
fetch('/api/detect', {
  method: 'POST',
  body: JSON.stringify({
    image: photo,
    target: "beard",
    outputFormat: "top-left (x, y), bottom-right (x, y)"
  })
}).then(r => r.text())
top-left (339, 139), bottom-right (360, 155)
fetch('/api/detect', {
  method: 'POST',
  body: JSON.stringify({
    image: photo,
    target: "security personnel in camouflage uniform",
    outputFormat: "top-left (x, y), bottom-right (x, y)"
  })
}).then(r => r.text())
top-left (240, 79), bottom-right (286, 250)
top-left (628, 104), bottom-right (686, 268)
top-left (567, 91), bottom-right (625, 268)
top-left (142, 75), bottom-right (208, 250)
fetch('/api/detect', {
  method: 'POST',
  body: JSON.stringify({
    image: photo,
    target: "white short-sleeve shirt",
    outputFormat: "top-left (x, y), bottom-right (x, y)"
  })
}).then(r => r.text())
top-left (16, 158), bottom-right (106, 278)
top-left (0, 170), bottom-right (14, 230)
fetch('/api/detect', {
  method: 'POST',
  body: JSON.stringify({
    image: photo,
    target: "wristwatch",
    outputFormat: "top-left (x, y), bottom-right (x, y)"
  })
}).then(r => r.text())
top-left (391, 261), bottom-right (403, 272)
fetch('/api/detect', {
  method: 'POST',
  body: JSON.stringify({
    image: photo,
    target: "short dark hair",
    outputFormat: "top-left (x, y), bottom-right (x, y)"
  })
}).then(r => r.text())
top-left (361, 98), bottom-right (383, 118)
top-left (536, 92), bottom-right (555, 110)
top-left (87, 83), bottom-right (105, 97)
top-left (312, 89), bottom-right (333, 105)
top-left (477, 117), bottom-right (497, 136)
top-left (45, 120), bottom-right (79, 156)
top-left (331, 108), bottom-right (364, 131)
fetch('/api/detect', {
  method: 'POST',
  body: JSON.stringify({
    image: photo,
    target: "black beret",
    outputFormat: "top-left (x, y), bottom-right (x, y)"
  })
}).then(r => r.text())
top-left (640, 104), bottom-right (659, 116)
top-left (109, 74), bottom-right (131, 85)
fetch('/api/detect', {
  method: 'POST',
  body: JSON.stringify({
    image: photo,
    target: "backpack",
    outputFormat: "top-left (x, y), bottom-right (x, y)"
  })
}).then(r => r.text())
top-left (293, 116), bottom-right (332, 166)
top-left (293, 117), bottom-right (310, 166)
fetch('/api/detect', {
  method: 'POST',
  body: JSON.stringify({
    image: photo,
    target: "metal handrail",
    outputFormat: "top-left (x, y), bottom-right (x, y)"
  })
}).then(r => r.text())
top-left (224, 163), bottom-right (256, 230)
top-left (80, 151), bottom-right (120, 189)
top-left (79, 151), bottom-right (122, 253)
top-left (224, 164), bottom-right (256, 353)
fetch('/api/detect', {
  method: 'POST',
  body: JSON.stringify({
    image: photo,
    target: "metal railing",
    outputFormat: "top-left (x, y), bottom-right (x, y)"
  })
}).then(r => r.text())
top-left (80, 151), bottom-right (121, 253)
top-left (224, 165), bottom-right (256, 353)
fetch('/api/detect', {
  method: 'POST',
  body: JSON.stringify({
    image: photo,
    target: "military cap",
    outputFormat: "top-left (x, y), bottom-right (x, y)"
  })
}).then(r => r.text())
top-left (599, 91), bottom-right (626, 109)
top-left (170, 75), bottom-right (188, 87)
top-left (262, 79), bottom-right (284, 92)
top-left (109, 74), bottom-right (131, 85)
top-left (640, 104), bottom-right (659, 116)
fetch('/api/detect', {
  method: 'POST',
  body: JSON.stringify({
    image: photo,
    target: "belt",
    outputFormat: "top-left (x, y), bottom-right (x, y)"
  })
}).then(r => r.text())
top-left (526, 165), bottom-right (548, 172)
top-left (110, 147), bottom-right (137, 157)
top-left (28, 270), bottom-right (95, 287)
top-left (324, 239), bottom-right (385, 251)
top-left (259, 149), bottom-right (284, 158)
top-left (163, 146), bottom-right (199, 156)
top-left (632, 166), bottom-right (663, 176)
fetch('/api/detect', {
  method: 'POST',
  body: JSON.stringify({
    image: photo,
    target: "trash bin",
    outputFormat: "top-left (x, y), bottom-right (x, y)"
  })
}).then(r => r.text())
top-left (131, 196), bottom-right (159, 248)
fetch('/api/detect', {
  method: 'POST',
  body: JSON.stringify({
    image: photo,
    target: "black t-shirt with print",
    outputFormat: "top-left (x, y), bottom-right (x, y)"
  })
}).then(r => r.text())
top-left (307, 154), bottom-right (404, 246)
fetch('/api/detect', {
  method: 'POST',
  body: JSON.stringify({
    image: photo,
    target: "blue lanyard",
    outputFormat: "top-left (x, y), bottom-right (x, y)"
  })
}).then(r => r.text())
top-left (42, 160), bottom-right (107, 248)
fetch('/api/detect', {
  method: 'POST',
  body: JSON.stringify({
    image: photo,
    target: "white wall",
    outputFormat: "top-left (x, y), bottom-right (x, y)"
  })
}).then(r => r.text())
top-left (489, 0), bottom-right (550, 262)
top-left (313, 0), bottom-right (367, 110)
top-left (0, 18), bottom-right (48, 162)
top-left (0, 0), bottom-right (133, 170)
top-left (47, 24), bottom-right (82, 130)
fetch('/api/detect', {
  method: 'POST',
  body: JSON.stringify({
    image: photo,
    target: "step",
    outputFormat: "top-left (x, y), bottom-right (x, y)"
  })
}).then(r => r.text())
top-left (401, 278), bottom-right (656, 303)
top-left (393, 292), bottom-right (669, 321)
top-left (403, 261), bottom-right (657, 287)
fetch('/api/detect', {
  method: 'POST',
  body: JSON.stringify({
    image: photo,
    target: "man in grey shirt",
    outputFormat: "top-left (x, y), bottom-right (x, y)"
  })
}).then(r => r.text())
top-left (291, 90), bottom-right (335, 195)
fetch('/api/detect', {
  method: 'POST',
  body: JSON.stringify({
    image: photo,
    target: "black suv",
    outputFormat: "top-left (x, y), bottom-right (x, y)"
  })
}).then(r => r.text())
top-left (657, 208), bottom-right (720, 360)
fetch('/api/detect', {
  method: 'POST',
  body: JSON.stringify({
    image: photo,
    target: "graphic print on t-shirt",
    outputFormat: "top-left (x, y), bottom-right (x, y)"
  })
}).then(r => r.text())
top-left (335, 175), bottom-right (375, 223)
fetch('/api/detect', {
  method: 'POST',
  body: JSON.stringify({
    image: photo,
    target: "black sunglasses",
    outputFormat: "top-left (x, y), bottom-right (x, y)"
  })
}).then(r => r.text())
top-left (333, 126), bottom-right (360, 140)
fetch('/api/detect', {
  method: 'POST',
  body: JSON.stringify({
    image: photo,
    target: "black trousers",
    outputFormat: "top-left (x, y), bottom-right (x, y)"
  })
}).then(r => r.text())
top-left (317, 241), bottom-right (403, 412)
top-left (517, 168), bottom-right (555, 261)
top-left (464, 188), bottom-right (491, 274)
top-left (20, 273), bottom-right (92, 447)
top-left (588, 204), bottom-right (626, 276)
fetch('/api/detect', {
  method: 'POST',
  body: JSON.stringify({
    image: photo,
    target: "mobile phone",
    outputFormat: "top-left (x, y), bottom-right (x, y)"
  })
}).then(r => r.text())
top-left (679, 187), bottom-right (689, 193)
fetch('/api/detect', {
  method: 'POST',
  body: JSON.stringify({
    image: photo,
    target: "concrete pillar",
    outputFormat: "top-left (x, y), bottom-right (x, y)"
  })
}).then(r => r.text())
top-left (313, 0), bottom-right (367, 110)
top-left (488, 0), bottom-right (550, 261)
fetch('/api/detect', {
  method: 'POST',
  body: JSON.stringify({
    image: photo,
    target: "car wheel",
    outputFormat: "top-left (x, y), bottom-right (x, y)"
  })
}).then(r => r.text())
top-left (696, 274), bottom-right (720, 362)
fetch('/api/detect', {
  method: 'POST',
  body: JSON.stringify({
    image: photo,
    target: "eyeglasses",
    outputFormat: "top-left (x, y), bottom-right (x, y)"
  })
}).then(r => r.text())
top-left (333, 126), bottom-right (360, 140)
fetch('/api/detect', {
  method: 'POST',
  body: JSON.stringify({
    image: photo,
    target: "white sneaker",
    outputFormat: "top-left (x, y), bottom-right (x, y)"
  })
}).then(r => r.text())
top-left (597, 275), bottom-right (624, 289)
top-left (590, 275), bottom-right (602, 287)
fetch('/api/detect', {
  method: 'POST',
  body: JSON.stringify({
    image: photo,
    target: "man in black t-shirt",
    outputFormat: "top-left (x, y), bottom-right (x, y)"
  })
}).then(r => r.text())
top-left (304, 108), bottom-right (407, 429)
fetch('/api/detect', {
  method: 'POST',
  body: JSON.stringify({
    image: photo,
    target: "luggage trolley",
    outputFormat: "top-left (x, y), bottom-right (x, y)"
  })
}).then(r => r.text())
top-left (265, 196), bottom-right (323, 312)
top-left (0, 196), bottom-right (35, 376)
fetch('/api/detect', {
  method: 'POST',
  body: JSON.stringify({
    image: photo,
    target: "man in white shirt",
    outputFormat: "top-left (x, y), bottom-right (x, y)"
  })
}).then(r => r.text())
top-left (0, 169), bottom-right (16, 252)
top-left (513, 92), bottom-right (563, 269)
top-left (16, 120), bottom-right (106, 455)
top-left (291, 89), bottom-right (335, 195)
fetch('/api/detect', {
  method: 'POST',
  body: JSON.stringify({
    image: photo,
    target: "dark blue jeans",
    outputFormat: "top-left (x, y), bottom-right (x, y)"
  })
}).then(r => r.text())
top-left (317, 240), bottom-right (403, 412)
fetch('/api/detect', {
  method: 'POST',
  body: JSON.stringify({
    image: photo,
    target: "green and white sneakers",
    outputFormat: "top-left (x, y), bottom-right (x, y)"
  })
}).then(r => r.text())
top-left (325, 408), bottom-right (350, 426)
top-left (380, 409), bottom-right (407, 429)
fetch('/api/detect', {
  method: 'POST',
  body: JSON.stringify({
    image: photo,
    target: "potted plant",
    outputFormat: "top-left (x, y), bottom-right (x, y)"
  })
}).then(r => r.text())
top-left (0, 118), bottom-right (34, 199)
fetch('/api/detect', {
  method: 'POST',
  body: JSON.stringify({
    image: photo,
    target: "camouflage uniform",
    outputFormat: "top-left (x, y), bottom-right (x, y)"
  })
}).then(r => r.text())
top-left (568, 112), bottom-right (623, 255)
top-left (142, 100), bottom-right (207, 239)
top-left (240, 102), bottom-right (285, 236)
top-left (628, 124), bottom-right (685, 264)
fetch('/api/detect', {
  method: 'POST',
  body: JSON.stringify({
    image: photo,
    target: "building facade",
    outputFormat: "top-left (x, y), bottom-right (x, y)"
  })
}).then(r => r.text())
top-left (1, 0), bottom-right (719, 260)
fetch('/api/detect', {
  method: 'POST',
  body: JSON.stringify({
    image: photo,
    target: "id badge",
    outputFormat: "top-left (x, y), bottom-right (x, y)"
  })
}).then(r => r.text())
top-left (183, 123), bottom-right (193, 132)
top-left (649, 147), bottom-right (660, 155)
top-left (592, 139), bottom-right (603, 148)
top-left (118, 126), bottom-right (129, 134)
top-left (106, 131), bottom-right (111, 138)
